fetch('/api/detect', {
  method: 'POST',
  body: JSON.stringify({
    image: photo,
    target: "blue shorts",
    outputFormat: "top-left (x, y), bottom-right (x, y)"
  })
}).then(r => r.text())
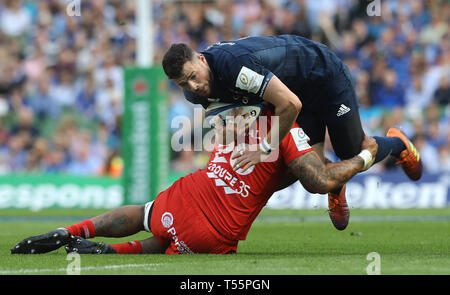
top-left (296, 52), bottom-right (364, 159)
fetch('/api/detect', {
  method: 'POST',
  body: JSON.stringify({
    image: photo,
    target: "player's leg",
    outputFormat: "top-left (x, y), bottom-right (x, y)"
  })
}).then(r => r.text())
top-left (326, 108), bottom-right (408, 165)
top-left (65, 201), bottom-right (167, 254)
top-left (88, 205), bottom-right (145, 237)
top-left (11, 205), bottom-right (147, 254)
top-left (325, 99), bottom-right (423, 182)
top-left (63, 204), bottom-right (146, 239)
top-left (323, 109), bottom-right (422, 229)
top-left (66, 205), bottom-right (147, 254)
top-left (64, 235), bottom-right (166, 254)
top-left (69, 188), bottom-right (237, 255)
top-left (323, 80), bottom-right (418, 229)
top-left (326, 108), bottom-right (365, 160)
top-left (295, 110), bottom-right (326, 157)
top-left (325, 52), bottom-right (417, 164)
top-left (324, 57), bottom-right (421, 180)
top-left (386, 127), bottom-right (423, 180)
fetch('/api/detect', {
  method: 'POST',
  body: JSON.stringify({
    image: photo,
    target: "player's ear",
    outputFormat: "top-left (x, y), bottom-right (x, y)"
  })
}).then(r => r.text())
top-left (197, 54), bottom-right (207, 65)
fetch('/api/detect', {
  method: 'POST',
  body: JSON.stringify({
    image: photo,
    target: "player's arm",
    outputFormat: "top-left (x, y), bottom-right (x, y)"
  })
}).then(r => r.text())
top-left (288, 152), bottom-right (363, 194)
top-left (262, 75), bottom-right (302, 150)
top-left (232, 76), bottom-right (301, 171)
top-left (287, 135), bottom-right (377, 194)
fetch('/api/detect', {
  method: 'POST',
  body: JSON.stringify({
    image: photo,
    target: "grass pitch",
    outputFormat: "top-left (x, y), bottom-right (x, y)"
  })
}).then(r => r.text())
top-left (0, 208), bottom-right (449, 275)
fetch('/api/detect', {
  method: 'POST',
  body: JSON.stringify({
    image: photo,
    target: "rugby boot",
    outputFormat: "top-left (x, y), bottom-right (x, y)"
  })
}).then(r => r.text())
top-left (65, 236), bottom-right (117, 254)
top-left (11, 228), bottom-right (71, 254)
top-left (328, 184), bottom-right (350, 231)
top-left (386, 127), bottom-right (422, 181)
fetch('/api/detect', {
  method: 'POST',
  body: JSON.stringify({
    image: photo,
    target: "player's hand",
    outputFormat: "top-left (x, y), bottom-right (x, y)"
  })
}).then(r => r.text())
top-left (231, 145), bottom-right (266, 172)
top-left (361, 135), bottom-right (378, 159)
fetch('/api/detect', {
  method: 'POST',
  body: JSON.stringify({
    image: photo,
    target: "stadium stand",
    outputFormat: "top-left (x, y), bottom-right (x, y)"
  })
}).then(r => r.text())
top-left (0, 0), bottom-right (448, 176)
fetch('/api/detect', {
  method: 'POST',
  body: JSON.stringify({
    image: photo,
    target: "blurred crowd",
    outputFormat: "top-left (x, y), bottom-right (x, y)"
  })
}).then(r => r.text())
top-left (0, 0), bottom-right (448, 177)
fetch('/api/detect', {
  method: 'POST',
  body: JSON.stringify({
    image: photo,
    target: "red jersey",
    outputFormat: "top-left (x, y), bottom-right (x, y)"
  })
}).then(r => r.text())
top-left (158, 107), bottom-right (313, 242)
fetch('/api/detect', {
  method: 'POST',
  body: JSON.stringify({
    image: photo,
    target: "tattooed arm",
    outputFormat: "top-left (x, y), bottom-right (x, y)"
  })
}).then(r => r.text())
top-left (287, 135), bottom-right (378, 194)
top-left (288, 152), bottom-right (363, 194)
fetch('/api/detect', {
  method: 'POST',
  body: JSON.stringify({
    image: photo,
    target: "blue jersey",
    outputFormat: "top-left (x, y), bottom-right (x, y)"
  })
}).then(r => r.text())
top-left (184, 35), bottom-right (345, 111)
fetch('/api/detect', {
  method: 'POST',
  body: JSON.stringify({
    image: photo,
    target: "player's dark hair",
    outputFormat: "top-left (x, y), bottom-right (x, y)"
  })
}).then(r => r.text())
top-left (162, 43), bottom-right (195, 79)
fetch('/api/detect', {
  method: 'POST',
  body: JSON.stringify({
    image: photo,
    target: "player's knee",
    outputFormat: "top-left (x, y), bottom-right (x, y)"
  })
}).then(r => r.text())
top-left (138, 204), bottom-right (146, 218)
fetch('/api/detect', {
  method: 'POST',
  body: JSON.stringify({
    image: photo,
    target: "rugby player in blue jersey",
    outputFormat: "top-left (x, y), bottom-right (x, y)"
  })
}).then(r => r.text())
top-left (162, 35), bottom-right (422, 230)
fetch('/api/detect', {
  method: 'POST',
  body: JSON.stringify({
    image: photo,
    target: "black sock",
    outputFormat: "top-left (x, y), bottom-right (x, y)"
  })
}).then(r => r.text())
top-left (372, 136), bottom-right (406, 164)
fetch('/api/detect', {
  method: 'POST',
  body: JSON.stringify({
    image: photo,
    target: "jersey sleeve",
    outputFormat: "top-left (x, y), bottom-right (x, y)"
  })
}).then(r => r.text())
top-left (279, 124), bottom-right (314, 165)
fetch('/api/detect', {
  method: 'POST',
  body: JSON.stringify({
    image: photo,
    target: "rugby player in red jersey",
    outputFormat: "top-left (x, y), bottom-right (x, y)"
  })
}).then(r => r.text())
top-left (11, 104), bottom-right (377, 255)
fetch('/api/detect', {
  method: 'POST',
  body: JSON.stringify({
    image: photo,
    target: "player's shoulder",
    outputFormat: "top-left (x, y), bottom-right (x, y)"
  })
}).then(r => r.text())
top-left (202, 36), bottom-right (282, 59)
top-left (203, 44), bottom-right (254, 75)
top-left (203, 41), bottom-right (243, 58)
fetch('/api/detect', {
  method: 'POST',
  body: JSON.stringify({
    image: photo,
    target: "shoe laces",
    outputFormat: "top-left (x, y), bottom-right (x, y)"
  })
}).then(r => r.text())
top-left (328, 197), bottom-right (339, 211)
top-left (396, 150), bottom-right (419, 168)
top-left (329, 194), bottom-right (347, 212)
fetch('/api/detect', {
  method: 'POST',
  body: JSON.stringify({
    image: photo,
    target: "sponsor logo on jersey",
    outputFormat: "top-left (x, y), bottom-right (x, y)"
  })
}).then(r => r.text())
top-left (235, 66), bottom-right (264, 94)
top-left (161, 212), bottom-right (174, 228)
top-left (207, 162), bottom-right (251, 198)
top-left (207, 144), bottom-right (253, 197)
top-left (289, 128), bottom-right (311, 152)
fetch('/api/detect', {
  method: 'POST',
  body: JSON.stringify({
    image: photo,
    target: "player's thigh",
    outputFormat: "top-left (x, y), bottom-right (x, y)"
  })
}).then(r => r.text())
top-left (322, 57), bottom-right (365, 159)
top-left (323, 51), bottom-right (360, 123)
top-left (311, 142), bottom-right (325, 162)
top-left (296, 109), bottom-right (326, 146)
top-left (148, 194), bottom-right (237, 254)
top-left (326, 108), bottom-right (365, 160)
top-left (161, 215), bottom-right (237, 254)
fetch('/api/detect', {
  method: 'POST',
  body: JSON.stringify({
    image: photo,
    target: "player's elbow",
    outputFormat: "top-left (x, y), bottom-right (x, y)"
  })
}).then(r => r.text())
top-left (305, 184), bottom-right (329, 195)
top-left (290, 95), bottom-right (302, 112)
top-left (301, 178), bottom-right (330, 195)
top-left (282, 94), bottom-right (301, 115)
top-left (302, 173), bottom-right (341, 194)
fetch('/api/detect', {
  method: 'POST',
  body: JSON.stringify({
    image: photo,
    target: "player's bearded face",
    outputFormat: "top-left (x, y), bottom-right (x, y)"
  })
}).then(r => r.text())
top-left (175, 54), bottom-right (212, 97)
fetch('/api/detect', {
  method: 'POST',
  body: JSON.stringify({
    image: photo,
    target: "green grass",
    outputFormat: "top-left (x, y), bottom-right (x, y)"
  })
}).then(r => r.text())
top-left (0, 208), bottom-right (449, 275)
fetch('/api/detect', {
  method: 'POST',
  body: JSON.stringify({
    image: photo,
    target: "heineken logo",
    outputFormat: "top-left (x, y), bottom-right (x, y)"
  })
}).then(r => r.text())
top-left (132, 78), bottom-right (149, 96)
top-left (269, 174), bottom-right (449, 209)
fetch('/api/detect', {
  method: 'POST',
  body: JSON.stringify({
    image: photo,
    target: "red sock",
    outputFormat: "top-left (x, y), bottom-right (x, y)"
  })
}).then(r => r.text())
top-left (64, 220), bottom-right (96, 238)
top-left (110, 241), bottom-right (142, 254)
